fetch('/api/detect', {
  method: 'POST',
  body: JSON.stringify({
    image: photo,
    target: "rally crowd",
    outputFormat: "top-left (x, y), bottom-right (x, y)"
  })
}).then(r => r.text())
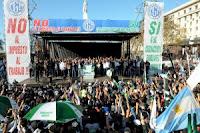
top-left (30, 57), bottom-right (150, 82)
top-left (0, 57), bottom-right (200, 133)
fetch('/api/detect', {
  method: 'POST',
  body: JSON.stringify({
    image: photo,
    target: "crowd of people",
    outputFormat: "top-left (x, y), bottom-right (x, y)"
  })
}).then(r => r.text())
top-left (0, 56), bottom-right (200, 133)
top-left (30, 57), bottom-right (150, 82)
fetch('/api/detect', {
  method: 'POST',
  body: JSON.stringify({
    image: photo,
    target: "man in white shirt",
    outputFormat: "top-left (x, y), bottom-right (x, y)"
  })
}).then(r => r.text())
top-left (59, 60), bottom-right (65, 77)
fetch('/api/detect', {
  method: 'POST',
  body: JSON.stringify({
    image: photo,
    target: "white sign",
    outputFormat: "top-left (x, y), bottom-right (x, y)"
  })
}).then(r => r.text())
top-left (82, 65), bottom-right (95, 81)
top-left (144, 1), bottom-right (164, 74)
top-left (4, 0), bottom-right (30, 83)
top-left (187, 62), bottom-right (200, 90)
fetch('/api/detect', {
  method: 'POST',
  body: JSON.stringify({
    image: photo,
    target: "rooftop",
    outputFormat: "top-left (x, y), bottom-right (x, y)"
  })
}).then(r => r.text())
top-left (164, 0), bottom-right (200, 16)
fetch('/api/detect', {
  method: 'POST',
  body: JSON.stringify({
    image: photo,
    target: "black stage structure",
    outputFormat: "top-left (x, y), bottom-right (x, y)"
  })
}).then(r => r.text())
top-left (33, 32), bottom-right (140, 59)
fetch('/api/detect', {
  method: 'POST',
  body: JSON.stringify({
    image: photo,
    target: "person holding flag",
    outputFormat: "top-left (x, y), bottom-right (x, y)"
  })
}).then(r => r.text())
top-left (150, 86), bottom-right (200, 133)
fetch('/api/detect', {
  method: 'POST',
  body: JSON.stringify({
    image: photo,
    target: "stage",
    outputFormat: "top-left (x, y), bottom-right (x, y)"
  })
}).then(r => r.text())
top-left (19, 76), bottom-right (132, 87)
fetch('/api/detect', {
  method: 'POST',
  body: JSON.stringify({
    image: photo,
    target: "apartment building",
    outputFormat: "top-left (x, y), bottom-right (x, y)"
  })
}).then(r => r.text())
top-left (165, 0), bottom-right (200, 44)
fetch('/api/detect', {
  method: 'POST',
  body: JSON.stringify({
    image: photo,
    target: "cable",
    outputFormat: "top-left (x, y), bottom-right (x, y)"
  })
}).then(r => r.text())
top-left (134, 1), bottom-right (144, 22)
top-left (29, 0), bottom-right (37, 20)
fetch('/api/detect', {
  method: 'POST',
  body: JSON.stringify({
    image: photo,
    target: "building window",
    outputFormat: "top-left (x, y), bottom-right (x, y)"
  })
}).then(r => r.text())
top-left (190, 21), bottom-right (192, 26)
top-left (188, 16), bottom-right (190, 20)
top-left (196, 27), bottom-right (198, 31)
top-left (190, 28), bottom-right (192, 32)
top-left (184, 16), bottom-right (186, 21)
top-left (184, 10), bottom-right (186, 14)
top-left (197, 12), bottom-right (199, 17)
top-left (195, 5), bottom-right (198, 10)
top-left (190, 14), bottom-right (192, 19)
top-left (189, 8), bottom-right (192, 12)
top-left (196, 20), bottom-right (198, 24)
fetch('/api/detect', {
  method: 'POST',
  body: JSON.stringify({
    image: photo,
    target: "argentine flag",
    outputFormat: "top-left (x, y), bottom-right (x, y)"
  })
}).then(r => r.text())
top-left (155, 86), bottom-right (200, 133)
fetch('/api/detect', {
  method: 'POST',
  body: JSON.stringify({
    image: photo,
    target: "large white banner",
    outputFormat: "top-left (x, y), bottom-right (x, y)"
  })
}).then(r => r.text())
top-left (4, 0), bottom-right (30, 83)
top-left (144, 1), bottom-right (164, 74)
top-left (187, 62), bottom-right (200, 90)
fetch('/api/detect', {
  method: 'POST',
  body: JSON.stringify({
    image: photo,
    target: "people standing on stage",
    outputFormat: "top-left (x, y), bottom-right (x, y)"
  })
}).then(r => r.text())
top-left (29, 61), bottom-right (33, 78)
top-left (59, 59), bottom-right (65, 78)
top-left (29, 56), bottom-right (153, 80)
top-left (71, 60), bottom-right (76, 78)
top-left (35, 60), bottom-right (40, 82)
top-left (54, 58), bottom-right (60, 77)
top-left (66, 60), bottom-right (71, 78)
top-left (43, 59), bottom-right (48, 77)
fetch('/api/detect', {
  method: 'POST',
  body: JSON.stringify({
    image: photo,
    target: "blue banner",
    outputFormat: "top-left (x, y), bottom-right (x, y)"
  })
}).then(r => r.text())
top-left (32, 19), bottom-right (140, 33)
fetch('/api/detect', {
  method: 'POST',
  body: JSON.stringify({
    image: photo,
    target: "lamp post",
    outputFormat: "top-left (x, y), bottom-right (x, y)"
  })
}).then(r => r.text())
top-left (166, 49), bottom-right (176, 75)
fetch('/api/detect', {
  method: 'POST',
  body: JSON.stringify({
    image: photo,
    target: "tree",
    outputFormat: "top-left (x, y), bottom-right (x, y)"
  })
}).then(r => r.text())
top-left (163, 16), bottom-right (187, 46)
top-left (0, 39), bottom-right (4, 51)
top-left (130, 21), bottom-right (144, 56)
top-left (130, 17), bottom-right (187, 56)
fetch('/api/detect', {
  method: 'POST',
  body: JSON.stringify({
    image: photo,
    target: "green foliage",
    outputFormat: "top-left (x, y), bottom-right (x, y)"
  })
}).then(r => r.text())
top-left (164, 17), bottom-right (186, 46)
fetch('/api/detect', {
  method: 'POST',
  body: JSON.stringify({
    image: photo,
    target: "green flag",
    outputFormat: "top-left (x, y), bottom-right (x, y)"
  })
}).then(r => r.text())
top-left (193, 113), bottom-right (197, 133)
top-left (113, 80), bottom-right (122, 89)
top-left (188, 114), bottom-right (192, 133)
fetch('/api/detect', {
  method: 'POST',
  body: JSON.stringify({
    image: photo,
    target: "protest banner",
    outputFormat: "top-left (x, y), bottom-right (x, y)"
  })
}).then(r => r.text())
top-left (144, 1), bottom-right (164, 74)
top-left (4, 0), bottom-right (30, 83)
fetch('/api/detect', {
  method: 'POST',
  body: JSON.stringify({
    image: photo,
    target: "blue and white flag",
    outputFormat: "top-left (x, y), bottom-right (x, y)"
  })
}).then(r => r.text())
top-left (155, 86), bottom-right (200, 133)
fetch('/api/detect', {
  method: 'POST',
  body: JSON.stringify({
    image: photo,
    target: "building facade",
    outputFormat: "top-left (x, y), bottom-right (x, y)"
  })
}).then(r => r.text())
top-left (165, 0), bottom-right (200, 44)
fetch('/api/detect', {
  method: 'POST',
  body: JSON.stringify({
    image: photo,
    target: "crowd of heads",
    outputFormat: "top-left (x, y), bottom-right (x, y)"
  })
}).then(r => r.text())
top-left (0, 57), bottom-right (200, 133)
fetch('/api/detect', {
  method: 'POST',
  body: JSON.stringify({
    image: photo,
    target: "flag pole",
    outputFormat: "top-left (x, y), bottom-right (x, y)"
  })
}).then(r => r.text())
top-left (186, 51), bottom-right (191, 76)
top-left (164, 77), bottom-right (168, 108)
top-left (144, 62), bottom-right (147, 84)
top-left (188, 114), bottom-right (192, 133)
top-left (167, 49), bottom-right (176, 75)
top-left (193, 113), bottom-right (197, 133)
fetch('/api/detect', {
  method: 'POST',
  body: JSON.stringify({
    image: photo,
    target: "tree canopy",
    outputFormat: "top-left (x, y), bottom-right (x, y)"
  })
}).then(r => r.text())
top-left (163, 17), bottom-right (187, 46)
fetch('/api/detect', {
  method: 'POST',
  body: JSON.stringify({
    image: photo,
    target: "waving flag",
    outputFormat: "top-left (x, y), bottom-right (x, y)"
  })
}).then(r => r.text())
top-left (113, 79), bottom-right (122, 90)
top-left (187, 62), bottom-right (200, 90)
top-left (155, 86), bottom-right (200, 133)
top-left (150, 97), bottom-right (157, 129)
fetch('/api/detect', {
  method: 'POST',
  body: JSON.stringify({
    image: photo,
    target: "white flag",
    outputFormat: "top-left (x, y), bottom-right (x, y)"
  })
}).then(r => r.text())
top-left (83, 0), bottom-right (88, 20)
top-left (186, 52), bottom-right (191, 75)
top-left (150, 97), bottom-right (157, 129)
top-left (187, 62), bottom-right (200, 90)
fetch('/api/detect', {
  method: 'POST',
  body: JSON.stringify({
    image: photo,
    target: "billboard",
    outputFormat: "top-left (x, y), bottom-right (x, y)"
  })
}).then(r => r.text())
top-left (32, 19), bottom-right (140, 33)
top-left (4, 0), bottom-right (30, 83)
top-left (144, 1), bottom-right (164, 74)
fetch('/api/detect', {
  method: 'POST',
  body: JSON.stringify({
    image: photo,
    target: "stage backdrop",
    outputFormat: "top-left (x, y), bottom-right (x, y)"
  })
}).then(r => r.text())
top-left (4, 0), bottom-right (30, 83)
top-left (144, 1), bottom-right (164, 74)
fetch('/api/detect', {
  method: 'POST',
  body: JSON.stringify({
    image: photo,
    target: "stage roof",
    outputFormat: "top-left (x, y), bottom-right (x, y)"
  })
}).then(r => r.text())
top-left (34, 32), bottom-right (140, 41)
